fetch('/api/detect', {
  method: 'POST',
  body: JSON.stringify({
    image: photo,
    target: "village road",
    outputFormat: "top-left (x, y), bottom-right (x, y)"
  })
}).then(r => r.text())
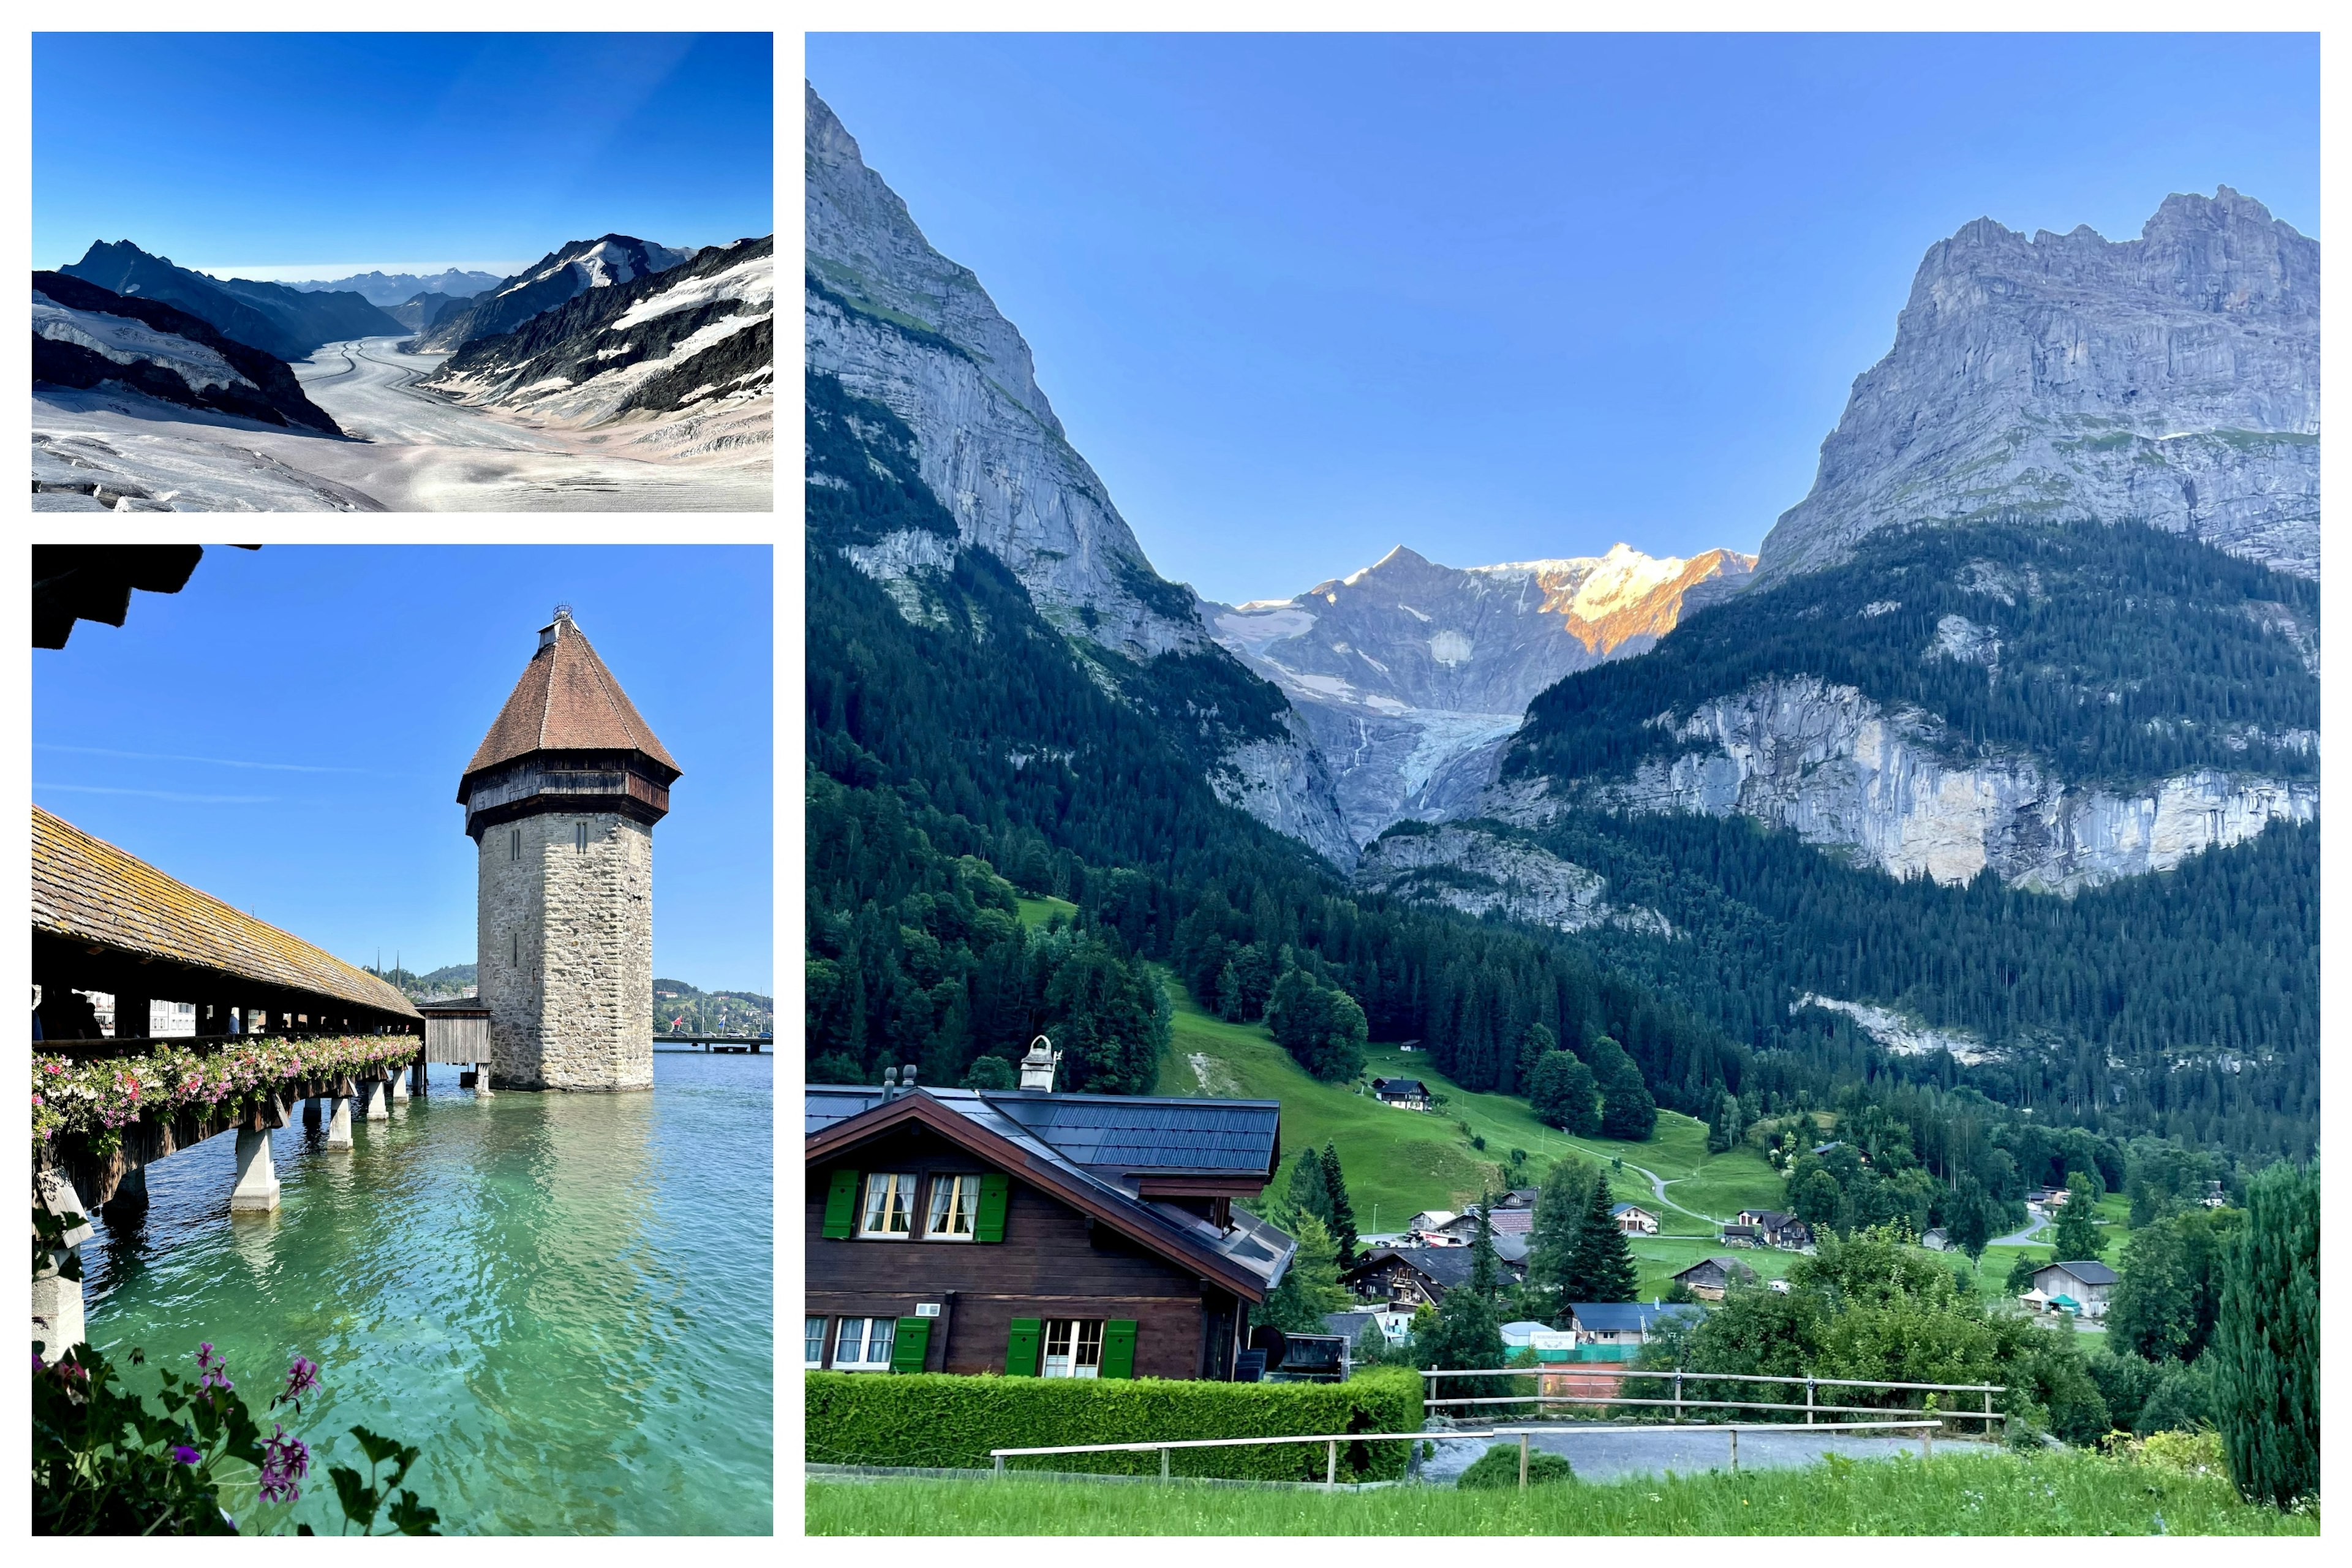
top-left (1991, 1211), bottom-right (2049, 1248)
top-left (1419, 1422), bottom-right (1948, 1484)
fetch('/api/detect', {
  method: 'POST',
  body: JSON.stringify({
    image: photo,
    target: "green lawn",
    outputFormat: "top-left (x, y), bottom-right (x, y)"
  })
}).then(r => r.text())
top-left (1148, 969), bottom-right (1786, 1246)
top-left (805, 1449), bottom-right (2315, 1535)
top-left (1015, 894), bottom-right (1079, 929)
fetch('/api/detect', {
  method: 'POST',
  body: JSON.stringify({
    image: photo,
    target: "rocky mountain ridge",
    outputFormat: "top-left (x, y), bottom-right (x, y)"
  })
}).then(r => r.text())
top-left (412, 235), bottom-right (698, 353)
top-left (1207, 543), bottom-right (1755, 845)
top-left (1758, 187), bottom-right (2319, 585)
top-left (32, 271), bottom-right (342, 435)
top-left (59, 241), bottom-right (403, 361)
top-left (805, 84), bottom-right (1353, 862)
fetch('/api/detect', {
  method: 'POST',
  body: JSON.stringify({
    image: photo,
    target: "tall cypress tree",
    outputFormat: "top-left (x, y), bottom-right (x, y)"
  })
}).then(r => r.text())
top-left (1567, 1177), bottom-right (1640, 1304)
top-left (2211, 1163), bottom-right (2318, 1508)
top-left (1320, 1142), bottom-right (1360, 1268)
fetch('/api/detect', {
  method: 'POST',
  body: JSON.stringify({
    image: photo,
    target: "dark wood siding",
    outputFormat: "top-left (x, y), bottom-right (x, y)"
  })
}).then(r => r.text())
top-left (809, 1124), bottom-right (1227, 1379)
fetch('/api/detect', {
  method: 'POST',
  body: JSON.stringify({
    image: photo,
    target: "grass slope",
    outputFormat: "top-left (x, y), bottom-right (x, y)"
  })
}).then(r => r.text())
top-left (1148, 968), bottom-right (1785, 1284)
top-left (806, 1449), bottom-right (2314, 1535)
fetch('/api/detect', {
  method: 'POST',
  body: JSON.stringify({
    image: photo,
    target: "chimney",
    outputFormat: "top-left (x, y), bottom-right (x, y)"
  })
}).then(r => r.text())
top-left (1018, 1035), bottom-right (1060, 1092)
top-left (882, 1065), bottom-right (899, 1100)
top-left (902, 1064), bottom-right (919, 1091)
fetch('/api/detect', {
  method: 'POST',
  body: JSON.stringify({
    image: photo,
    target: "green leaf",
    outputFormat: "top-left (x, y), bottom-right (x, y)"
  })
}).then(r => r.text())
top-left (328, 1464), bottom-right (379, 1531)
top-left (350, 1424), bottom-right (405, 1468)
top-left (386, 1490), bottom-right (443, 1536)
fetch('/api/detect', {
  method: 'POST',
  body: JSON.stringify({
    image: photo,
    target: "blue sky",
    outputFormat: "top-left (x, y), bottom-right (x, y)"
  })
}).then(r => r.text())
top-left (33, 32), bottom-right (773, 278)
top-left (33, 546), bottom-right (773, 995)
top-left (808, 32), bottom-right (2319, 605)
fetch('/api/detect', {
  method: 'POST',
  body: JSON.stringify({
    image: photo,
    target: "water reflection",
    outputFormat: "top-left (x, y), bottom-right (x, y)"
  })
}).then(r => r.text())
top-left (79, 1055), bottom-right (772, 1535)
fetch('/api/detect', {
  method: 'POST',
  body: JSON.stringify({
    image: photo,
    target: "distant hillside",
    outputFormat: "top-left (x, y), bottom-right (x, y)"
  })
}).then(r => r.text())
top-left (374, 963), bottom-right (772, 1036)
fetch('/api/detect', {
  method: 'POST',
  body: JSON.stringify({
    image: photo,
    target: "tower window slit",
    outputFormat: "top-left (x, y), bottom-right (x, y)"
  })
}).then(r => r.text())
top-left (576, 821), bottom-right (588, 853)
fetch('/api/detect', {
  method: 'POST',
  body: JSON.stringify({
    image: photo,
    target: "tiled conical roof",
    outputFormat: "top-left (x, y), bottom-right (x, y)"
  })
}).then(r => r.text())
top-left (462, 609), bottom-right (679, 781)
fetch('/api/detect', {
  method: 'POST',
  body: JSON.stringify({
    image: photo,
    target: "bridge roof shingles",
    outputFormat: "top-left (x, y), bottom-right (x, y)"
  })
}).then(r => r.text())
top-left (32, 805), bottom-right (420, 1019)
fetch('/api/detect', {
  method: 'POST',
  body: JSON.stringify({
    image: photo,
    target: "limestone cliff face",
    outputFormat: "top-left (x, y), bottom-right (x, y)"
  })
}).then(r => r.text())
top-left (1487, 674), bottom-right (2315, 893)
top-left (1758, 188), bottom-right (2320, 585)
top-left (1354, 823), bottom-right (1670, 937)
top-left (1207, 543), bottom-right (1754, 845)
top-left (806, 85), bottom-right (1352, 862)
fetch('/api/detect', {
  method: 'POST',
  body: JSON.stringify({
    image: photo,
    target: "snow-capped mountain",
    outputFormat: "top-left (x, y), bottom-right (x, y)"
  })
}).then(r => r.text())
top-left (412, 236), bottom-right (698, 352)
top-left (284, 268), bottom-right (503, 306)
top-left (59, 241), bottom-right (402, 361)
top-left (34, 271), bottom-right (342, 435)
top-left (423, 237), bottom-right (771, 462)
top-left (1205, 543), bottom-right (1755, 845)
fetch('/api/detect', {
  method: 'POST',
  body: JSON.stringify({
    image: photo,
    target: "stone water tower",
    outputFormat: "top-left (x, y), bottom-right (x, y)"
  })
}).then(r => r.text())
top-left (458, 606), bottom-right (680, 1090)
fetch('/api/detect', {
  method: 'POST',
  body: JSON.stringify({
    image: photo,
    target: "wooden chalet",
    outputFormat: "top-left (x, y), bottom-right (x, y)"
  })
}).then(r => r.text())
top-left (2031, 1260), bottom-right (2117, 1319)
top-left (1371, 1077), bottom-right (1430, 1110)
top-left (807, 1060), bottom-right (1295, 1381)
top-left (1735, 1208), bottom-right (1812, 1249)
top-left (1340, 1243), bottom-right (1522, 1308)
top-left (1671, 1255), bottom-right (1757, 1302)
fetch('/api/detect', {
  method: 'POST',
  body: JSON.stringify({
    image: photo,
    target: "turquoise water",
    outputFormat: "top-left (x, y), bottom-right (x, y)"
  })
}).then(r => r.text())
top-left (79, 1053), bottom-right (772, 1535)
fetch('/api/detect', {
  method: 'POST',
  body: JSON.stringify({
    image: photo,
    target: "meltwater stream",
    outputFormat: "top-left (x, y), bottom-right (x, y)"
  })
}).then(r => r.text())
top-left (78, 1054), bottom-right (772, 1535)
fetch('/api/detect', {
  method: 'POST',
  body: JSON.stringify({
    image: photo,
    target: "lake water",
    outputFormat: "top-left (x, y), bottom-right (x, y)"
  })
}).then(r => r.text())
top-left (78, 1053), bottom-right (772, 1535)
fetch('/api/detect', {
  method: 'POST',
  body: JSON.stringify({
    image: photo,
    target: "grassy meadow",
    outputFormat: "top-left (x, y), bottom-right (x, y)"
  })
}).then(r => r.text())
top-left (805, 1448), bottom-right (2315, 1535)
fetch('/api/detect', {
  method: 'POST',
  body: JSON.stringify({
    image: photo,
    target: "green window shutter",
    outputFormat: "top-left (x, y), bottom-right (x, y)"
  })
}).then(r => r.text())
top-left (1100, 1319), bottom-right (1137, 1379)
top-left (821, 1169), bottom-right (860, 1239)
top-left (1006, 1316), bottom-right (1042, 1376)
top-left (974, 1173), bottom-right (1011, 1242)
top-left (891, 1317), bottom-right (932, 1374)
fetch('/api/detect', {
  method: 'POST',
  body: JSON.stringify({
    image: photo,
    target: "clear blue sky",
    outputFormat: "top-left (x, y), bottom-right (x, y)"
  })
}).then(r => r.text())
top-left (33, 32), bottom-right (774, 277)
top-left (808, 33), bottom-right (2319, 606)
top-left (33, 546), bottom-right (773, 995)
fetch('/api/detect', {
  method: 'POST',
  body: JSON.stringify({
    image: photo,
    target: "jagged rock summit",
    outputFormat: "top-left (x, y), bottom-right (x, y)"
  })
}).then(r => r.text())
top-left (1207, 542), bottom-right (1755, 846)
top-left (1758, 187), bottom-right (2319, 584)
top-left (805, 84), bottom-right (1354, 863)
top-left (415, 235), bottom-right (698, 353)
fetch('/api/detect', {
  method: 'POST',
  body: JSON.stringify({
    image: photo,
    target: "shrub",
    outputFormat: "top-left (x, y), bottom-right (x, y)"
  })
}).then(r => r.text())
top-left (805, 1366), bottom-right (1423, 1480)
top-left (1457, 1443), bottom-right (1575, 1489)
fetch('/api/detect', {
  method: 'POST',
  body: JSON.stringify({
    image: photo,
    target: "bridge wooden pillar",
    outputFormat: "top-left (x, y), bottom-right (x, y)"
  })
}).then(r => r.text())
top-left (326, 1084), bottom-right (355, 1149)
top-left (362, 1074), bottom-right (391, 1122)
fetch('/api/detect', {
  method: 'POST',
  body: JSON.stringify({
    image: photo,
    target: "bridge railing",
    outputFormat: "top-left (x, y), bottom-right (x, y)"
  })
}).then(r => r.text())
top-left (1422, 1366), bottom-right (2006, 1429)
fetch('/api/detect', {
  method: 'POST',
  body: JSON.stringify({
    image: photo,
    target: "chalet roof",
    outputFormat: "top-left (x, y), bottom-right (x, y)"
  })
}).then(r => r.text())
top-left (462, 610), bottom-right (679, 783)
top-left (804, 1085), bottom-right (1294, 1300)
top-left (32, 806), bottom-right (419, 1020)
top-left (1373, 1077), bottom-right (1427, 1096)
top-left (1502, 1188), bottom-right (1541, 1208)
top-left (2039, 1260), bottom-right (2118, 1286)
top-left (1493, 1234), bottom-right (1531, 1264)
top-left (1674, 1255), bottom-right (1757, 1281)
top-left (1742, 1209), bottom-right (1793, 1227)
top-left (1570, 1302), bottom-right (1702, 1335)
top-left (1343, 1245), bottom-right (1508, 1291)
top-left (1325, 1310), bottom-right (1383, 1341)
top-left (1610, 1202), bottom-right (1651, 1216)
top-left (805, 1084), bottom-right (1281, 1178)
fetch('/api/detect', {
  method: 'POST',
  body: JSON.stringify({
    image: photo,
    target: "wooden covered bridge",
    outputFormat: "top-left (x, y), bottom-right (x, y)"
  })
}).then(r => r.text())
top-left (33, 805), bottom-right (427, 1351)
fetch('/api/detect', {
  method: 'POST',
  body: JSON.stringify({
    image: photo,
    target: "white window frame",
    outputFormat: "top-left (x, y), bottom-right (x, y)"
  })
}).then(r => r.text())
top-left (834, 1316), bottom-right (896, 1372)
top-left (860, 1172), bottom-right (917, 1239)
top-left (805, 1316), bottom-right (828, 1369)
top-left (1041, 1318), bottom-right (1104, 1379)
top-left (925, 1174), bottom-right (981, 1240)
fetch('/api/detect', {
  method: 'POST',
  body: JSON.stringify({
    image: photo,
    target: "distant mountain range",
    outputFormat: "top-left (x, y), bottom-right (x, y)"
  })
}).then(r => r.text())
top-left (59, 241), bottom-right (404, 361)
top-left (282, 268), bottom-right (505, 306)
top-left (1205, 543), bottom-right (1755, 844)
top-left (370, 963), bottom-right (774, 1035)
top-left (32, 270), bottom-right (343, 434)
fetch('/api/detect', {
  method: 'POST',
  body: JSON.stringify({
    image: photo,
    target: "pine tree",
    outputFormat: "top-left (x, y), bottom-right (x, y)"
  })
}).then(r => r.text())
top-left (1568, 1177), bottom-right (1639, 1303)
top-left (1468, 1192), bottom-right (1502, 1303)
top-left (2211, 1163), bottom-right (2318, 1508)
top-left (2050, 1172), bottom-right (2105, 1261)
top-left (1320, 1142), bottom-right (1360, 1268)
top-left (1527, 1157), bottom-right (1596, 1327)
top-left (1285, 1149), bottom-right (1332, 1226)
top-left (1257, 1210), bottom-right (1353, 1335)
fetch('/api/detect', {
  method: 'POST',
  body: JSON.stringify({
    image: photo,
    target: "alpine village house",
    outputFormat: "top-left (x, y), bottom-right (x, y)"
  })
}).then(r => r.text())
top-left (807, 1041), bottom-right (1297, 1381)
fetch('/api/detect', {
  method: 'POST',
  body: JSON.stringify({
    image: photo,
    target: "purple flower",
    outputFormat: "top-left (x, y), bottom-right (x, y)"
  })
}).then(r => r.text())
top-left (281, 1355), bottom-right (320, 1404)
top-left (172, 1445), bottom-right (202, 1465)
top-left (258, 1424), bottom-right (310, 1502)
top-left (194, 1343), bottom-right (234, 1396)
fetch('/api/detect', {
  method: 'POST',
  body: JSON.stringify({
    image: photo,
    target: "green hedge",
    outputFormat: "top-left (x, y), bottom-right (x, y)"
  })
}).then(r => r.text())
top-left (806, 1367), bottom-right (1424, 1480)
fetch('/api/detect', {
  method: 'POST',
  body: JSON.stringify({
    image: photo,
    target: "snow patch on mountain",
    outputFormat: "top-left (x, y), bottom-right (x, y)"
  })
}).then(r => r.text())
top-left (34, 292), bottom-right (255, 394)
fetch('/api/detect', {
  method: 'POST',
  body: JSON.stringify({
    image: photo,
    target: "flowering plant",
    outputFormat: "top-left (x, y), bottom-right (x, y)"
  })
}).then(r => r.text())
top-left (32, 1336), bottom-right (438, 1536)
top-left (31, 1035), bottom-right (422, 1150)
